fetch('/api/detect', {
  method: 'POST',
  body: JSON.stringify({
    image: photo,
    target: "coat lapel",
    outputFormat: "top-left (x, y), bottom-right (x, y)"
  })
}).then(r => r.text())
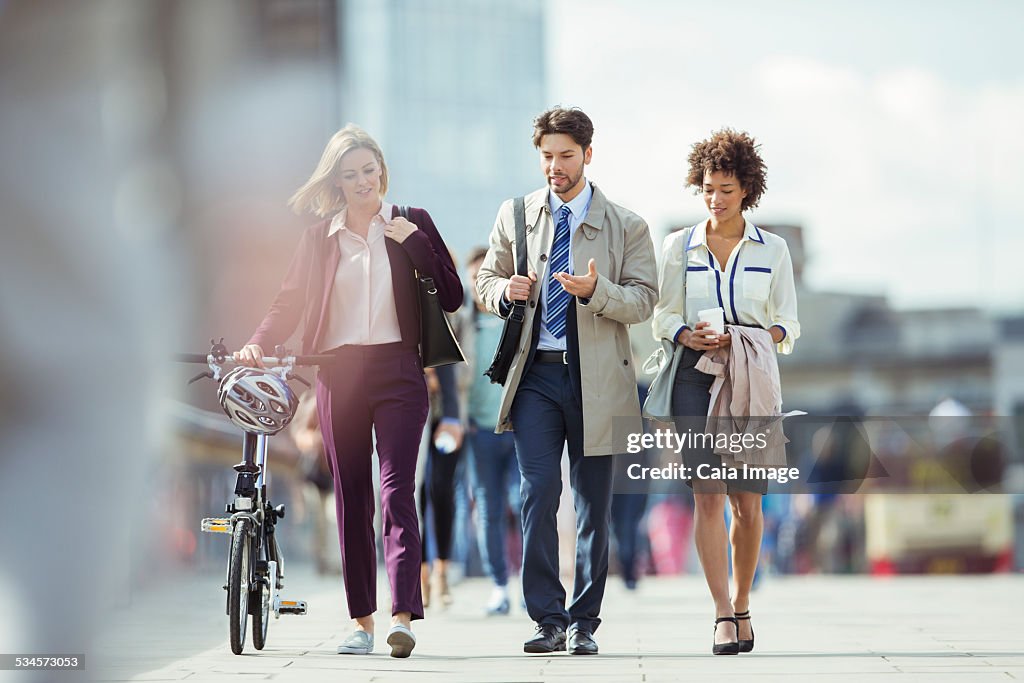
top-left (580, 184), bottom-right (607, 239)
top-left (312, 228), bottom-right (342, 351)
top-left (522, 187), bottom-right (553, 279)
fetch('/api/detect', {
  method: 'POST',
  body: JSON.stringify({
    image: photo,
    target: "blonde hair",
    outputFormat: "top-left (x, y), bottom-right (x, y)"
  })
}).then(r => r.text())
top-left (288, 124), bottom-right (390, 217)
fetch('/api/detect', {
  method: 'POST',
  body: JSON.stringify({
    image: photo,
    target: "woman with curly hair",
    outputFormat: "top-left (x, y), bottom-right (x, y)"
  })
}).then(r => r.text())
top-left (652, 128), bottom-right (799, 654)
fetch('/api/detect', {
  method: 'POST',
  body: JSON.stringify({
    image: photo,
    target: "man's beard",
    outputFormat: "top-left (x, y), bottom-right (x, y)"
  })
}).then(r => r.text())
top-left (550, 166), bottom-right (584, 195)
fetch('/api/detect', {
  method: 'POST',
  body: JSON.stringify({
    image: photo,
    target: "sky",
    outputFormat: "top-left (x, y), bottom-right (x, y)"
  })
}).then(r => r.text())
top-left (546, 0), bottom-right (1024, 312)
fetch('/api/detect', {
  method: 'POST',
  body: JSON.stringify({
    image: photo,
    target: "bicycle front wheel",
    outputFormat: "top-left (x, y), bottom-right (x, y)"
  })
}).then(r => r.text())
top-left (228, 518), bottom-right (252, 655)
top-left (251, 528), bottom-right (271, 650)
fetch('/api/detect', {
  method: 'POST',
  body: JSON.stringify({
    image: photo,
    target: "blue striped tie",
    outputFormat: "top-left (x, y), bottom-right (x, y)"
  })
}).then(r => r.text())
top-left (545, 205), bottom-right (572, 339)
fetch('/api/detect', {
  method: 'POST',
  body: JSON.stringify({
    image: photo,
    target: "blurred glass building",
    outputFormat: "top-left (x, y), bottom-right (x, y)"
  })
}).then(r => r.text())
top-left (339, 0), bottom-right (547, 262)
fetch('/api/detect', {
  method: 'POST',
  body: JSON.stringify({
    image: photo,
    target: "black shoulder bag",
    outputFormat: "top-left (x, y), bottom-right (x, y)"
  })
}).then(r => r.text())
top-left (484, 196), bottom-right (528, 385)
top-left (398, 206), bottom-right (465, 368)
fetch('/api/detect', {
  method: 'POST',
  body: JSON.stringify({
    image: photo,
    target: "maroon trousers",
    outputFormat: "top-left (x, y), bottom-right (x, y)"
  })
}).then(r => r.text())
top-left (315, 342), bottom-right (427, 620)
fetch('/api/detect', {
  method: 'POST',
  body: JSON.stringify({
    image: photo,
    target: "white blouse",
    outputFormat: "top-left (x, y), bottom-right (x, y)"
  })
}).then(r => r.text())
top-left (318, 201), bottom-right (403, 351)
top-left (652, 219), bottom-right (800, 355)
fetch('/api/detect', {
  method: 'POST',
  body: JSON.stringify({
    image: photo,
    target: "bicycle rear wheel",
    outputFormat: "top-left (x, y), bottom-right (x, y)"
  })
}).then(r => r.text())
top-left (228, 518), bottom-right (252, 655)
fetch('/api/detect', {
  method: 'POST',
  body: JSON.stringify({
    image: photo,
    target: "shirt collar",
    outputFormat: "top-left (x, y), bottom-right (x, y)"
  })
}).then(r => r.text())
top-left (685, 218), bottom-right (765, 251)
top-left (328, 200), bottom-right (393, 237)
top-left (548, 179), bottom-right (593, 221)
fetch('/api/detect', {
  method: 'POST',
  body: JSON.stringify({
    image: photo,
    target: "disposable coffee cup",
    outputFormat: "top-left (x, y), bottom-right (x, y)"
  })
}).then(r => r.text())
top-left (697, 307), bottom-right (725, 337)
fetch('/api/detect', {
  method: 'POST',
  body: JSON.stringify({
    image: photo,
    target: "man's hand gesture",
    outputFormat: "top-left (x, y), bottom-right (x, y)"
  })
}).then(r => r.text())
top-left (553, 258), bottom-right (598, 299)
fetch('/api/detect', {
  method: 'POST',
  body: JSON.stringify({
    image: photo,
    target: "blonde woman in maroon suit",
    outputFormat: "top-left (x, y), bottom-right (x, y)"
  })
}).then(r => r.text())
top-left (235, 124), bottom-right (463, 657)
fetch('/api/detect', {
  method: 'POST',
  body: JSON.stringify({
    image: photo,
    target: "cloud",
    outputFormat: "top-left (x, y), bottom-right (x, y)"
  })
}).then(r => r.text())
top-left (746, 56), bottom-right (1024, 309)
top-left (557, 37), bottom-right (1024, 313)
top-left (548, 1), bottom-right (1024, 311)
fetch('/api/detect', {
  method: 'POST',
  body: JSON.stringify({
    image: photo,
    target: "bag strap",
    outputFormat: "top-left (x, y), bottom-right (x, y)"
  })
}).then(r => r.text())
top-left (506, 196), bottom-right (528, 321)
top-left (677, 226), bottom-right (691, 345)
top-left (397, 205), bottom-right (424, 280)
top-left (682, 226), bottom-right (690, 298)
top-left (513, 196), bottom-right (527, 277)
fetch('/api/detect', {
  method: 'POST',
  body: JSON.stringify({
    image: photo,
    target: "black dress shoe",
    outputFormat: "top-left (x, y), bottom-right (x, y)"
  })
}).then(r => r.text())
top-left (735, 610), bottom-right (755, 652)
top-left (713, 617), bottom-right (740, 655)
top-left (567, 628), bottom-right (598, 655)
top-left (524, 624), bottom-right (566, 654)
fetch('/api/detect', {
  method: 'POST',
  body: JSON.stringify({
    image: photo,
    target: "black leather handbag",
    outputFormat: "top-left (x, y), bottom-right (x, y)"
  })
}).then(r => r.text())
top-left (484, 196), bottom-right (528, 385)
top-left (398, 206), bottom-right (465, 368)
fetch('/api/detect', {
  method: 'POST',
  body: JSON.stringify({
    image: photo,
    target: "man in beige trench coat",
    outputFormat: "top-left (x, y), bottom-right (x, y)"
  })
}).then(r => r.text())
top-left (477, 107), bottom-right (657, 655)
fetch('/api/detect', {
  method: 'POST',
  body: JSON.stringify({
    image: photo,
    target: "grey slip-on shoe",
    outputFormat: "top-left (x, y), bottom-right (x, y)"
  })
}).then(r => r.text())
top-left (337, 630), bottom-right (374, 655)
top-left (386, 624), bottom-right (416, 658)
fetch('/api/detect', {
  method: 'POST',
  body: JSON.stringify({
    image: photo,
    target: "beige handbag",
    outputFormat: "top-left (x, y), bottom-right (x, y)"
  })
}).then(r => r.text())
top-left (642, 227), bottom-right (691, 421)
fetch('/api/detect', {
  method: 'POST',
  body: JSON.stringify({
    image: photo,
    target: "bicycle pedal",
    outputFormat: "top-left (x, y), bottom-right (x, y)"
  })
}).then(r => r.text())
top-left (276, 599), bottom-right (307, 615)
top-left (201, 518), bottom-right (232, 534)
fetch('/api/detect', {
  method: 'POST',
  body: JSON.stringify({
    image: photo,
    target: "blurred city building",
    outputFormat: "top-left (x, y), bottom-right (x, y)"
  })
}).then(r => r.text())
top-left (650, 222), bottom-right (1011, 419)
top-left (338, 0), bottom-right (547, 262)
top-left (157, 0), bottom-right (545, 391)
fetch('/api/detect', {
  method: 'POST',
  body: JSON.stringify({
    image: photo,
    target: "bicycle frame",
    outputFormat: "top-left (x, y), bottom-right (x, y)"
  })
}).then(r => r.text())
top-left (182, 343), bottom-right (331, 652)
top-left (226, 431), bottom-right (283, 601)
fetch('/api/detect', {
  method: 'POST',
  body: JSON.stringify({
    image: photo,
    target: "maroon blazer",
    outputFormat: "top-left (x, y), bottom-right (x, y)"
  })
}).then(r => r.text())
top-left (248, 205), bottom-right (463, 355)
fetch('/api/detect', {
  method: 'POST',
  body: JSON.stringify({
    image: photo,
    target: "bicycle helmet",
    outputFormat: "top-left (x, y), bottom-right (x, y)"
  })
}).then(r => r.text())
top-left (217, 367), bottom-right (298, 435)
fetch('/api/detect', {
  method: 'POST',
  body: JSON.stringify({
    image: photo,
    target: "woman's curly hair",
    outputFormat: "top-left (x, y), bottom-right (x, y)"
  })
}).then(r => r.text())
top-left (686, 128), bottom-right (766, 211)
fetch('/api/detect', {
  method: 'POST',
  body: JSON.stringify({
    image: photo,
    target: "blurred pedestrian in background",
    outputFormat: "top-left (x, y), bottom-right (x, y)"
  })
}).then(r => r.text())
top-left (610, 381), bottom-right (653, 591)
top-left (464, 247), bottom-right (523, 615)
top-left (289, 390), bottom-right (337, 575)
top-left (419, 362), bottom-right (465, 608)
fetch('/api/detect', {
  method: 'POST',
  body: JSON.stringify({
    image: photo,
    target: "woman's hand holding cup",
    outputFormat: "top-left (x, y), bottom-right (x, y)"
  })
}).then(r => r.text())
top-left (677, 321), bottom-right (723, 350)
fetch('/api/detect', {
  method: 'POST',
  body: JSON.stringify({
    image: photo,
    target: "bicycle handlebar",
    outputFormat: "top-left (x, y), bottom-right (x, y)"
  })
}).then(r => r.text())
top-left (174, 353), bottom-right (338, 367)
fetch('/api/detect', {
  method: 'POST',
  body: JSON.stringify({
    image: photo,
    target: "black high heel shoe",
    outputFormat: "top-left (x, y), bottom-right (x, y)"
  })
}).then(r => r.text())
top-left (713, 616), bottom-right (740, 655)
top-left (735, 610), bottom-right (754, 652)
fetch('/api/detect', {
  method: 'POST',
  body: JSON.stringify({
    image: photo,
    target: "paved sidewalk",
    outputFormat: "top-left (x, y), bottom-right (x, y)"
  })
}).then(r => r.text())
top-left (92, 568), bottom-right (1023, 682)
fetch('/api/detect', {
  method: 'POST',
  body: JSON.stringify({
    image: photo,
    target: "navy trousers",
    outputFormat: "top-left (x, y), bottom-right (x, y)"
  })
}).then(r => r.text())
top-left (509, 361), bottom-right (614, 634)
